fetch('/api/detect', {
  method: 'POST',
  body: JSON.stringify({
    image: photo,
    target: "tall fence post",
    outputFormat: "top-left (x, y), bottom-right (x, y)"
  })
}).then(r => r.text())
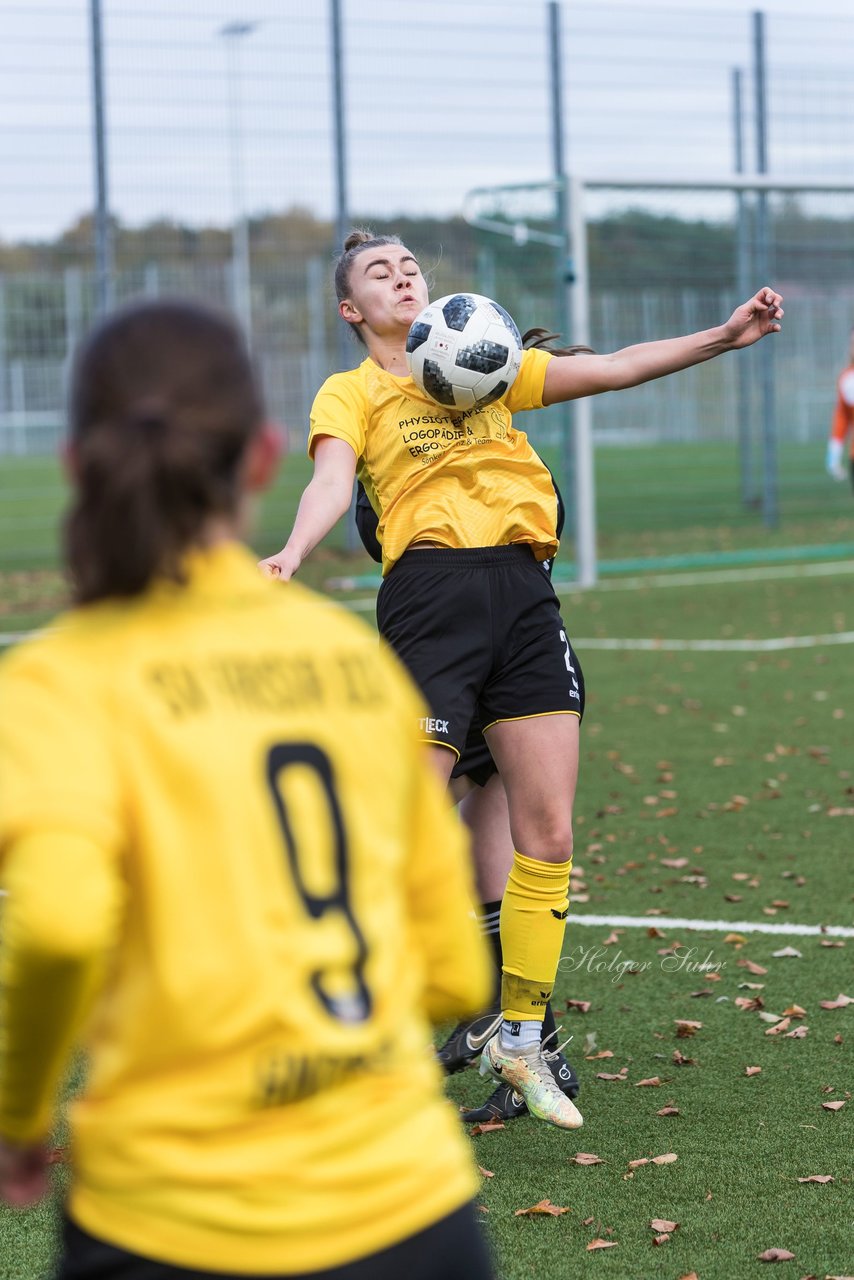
top-left (732, 66), bottom-right (756, 506)
top-left (90, 0), bottom-right (113, 318)
top-left (330, 0), bottom-right (357, 547)
top-left (568, 177), bottom-right (597, 588)
top-left (547, 0), bottom-right (575, 512)
top-left (753, 9), bottom-right (778, 527)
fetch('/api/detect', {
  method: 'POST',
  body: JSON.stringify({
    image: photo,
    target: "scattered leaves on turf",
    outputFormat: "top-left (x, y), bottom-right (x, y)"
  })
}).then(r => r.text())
top-left (635, 1076), bottom-right (663, 1087)
top-left (820, 993), bottom-right (853, 1009)
top-left (650, 1218), bottom-right (679, 1232)
top-left (657, 1104), bottom-right (681, 1116)
top-left (570, 1153), bottom-right (605, 1165)
top-left (820, 939), bottom-right (846, 948)
top-left (757, 1247), bottom-right (795, 1262)
top-left (738, 959), bottom-right (769, 975)
top-left (586, 1049), bottom-right (614, 1060)
top-left (565, 999), bottom-right (592, 1013)
top-left (652, 1234), bottom-right (671, 1245)
top-left (745, 1066), bottom-right (762, 1076)
top-left (782, 1004), bottom-right (807, 1018)
top-left (652, 1153), bottom-right (678, 1164)
top-left (597, 1068), bottom-right (629, 1081)
top-left (822, 1101), bottom-right (846, 1112)
top-left (469, 1121), bottom-right (505, 1135)
top-left (675, 1019), bottom-right (703, 1037)
top-left (797, 1175), bottom-right (833, 1183)
top-left (785, 1026), bottom-right (809, 1039)
top-left (515, 1199), bottom-right (571, 1217)
top-left (673, 1048), bottom-right (696, 1066)
top-left (735, 996), bottom-right (765, 1011)
top-left (586, 1239), bottom-right (618, 1250)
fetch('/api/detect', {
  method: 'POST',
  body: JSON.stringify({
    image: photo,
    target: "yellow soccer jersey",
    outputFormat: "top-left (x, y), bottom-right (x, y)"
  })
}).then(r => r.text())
top-left (0, 542), bottom-right (491, 1274)
top-left (309, 345), bottom-right (558, 574)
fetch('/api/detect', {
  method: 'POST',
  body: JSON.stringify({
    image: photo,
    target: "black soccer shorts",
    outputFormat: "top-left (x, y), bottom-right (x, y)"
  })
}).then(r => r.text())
top-left (377, 544), bottom-right (584, 761)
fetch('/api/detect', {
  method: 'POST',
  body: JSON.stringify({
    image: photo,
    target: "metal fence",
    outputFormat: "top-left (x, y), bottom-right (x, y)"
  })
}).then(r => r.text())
top-left (3, 0), bottom-right (854, 570)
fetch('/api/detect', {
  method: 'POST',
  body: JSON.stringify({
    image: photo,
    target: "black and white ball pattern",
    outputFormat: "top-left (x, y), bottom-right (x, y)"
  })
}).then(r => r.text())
top-left (405, 293), bottom-right (523, 411)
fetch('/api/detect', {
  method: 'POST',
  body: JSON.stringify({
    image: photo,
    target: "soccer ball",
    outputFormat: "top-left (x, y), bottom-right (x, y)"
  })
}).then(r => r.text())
top-left (405, 293), bottom-right (523, 411)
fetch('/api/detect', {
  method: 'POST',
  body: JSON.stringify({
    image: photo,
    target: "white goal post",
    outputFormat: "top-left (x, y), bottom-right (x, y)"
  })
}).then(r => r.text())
top-left (464, 173), bottom-right (854, 589)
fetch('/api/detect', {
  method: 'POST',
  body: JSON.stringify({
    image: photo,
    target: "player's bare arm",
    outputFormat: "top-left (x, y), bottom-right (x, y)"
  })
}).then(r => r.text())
top-left (541, 286), bottom-right (783, 406)
top-left (259, 435), bottom-right (357, 579)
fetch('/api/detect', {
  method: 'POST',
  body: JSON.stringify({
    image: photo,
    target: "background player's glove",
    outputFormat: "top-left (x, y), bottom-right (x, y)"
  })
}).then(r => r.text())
top-left (826, 438), bottom-right (847, 481)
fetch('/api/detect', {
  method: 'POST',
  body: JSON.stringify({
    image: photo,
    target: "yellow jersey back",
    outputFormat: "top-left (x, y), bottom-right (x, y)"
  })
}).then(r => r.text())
top-left (0, 542), bottom-right (490, 1273)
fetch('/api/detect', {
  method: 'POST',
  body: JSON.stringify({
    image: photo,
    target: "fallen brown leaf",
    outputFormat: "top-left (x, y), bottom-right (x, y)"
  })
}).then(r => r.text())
top-left (657, 1105), bottom-right (681, 1116)
top-left (765, 1017), bottom-right (792, 1036)
top-left (651, 1153), bottom-right (678, 1164)
top-left (820, 993), bottom-right (853, 1010)
top-left (570, 1153), bottom-right (605, 1165)
top-left (797, 1175), bottom-right (833, 1183)
top-left (735, 996), bottom-right (765, 1011)
top-left (650, 1218), bottom-right (679, 1232)
top-left (672, 1049), bottom-right (696, 1066)
top-left (602, 930), bottom-right (622, 946)
top-left (785, 1026), bottom-right (809, 1038)
top-left (635, 1077), bottom-right (663, 1087)
top-left (585, 1049), bottom-right (614, 1060)
top-left (586, 1239), bottom-right (618, 1250)
top-left (822, 1100), bottom-right (845, 1112)
top-left (738, 958), bottom-right (769, 975)
top-left (478, 1165), bottom-right (494, 1178)
top-left (745, 1065), bottom-right (762, 1076)
top-left (469, 1121), bottom-right (505, 1135)
top-left (675, 1019), bottom-right (703, 1037)
top-left (514, 1199), bottom-right (571, 1217)
top-left (772, 946), bottom-right (802, 959)
top-left (757, 1247), bottom-right (795, 1261)
top-left (782, 1004), bottom-right (807, 1018)
top-left (627, 1158), bottom-right (649, 1168)
top-left (597, 1070), bottom-right (629, 1081)
top-left (652, 1234), bottom-right (671, 1245)
top-left (565, 999), bottom-right (592, 1013)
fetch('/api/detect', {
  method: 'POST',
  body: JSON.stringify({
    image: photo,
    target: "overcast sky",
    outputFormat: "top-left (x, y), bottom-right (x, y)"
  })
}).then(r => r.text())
top-left (3, 0), bottom-right (854, 243)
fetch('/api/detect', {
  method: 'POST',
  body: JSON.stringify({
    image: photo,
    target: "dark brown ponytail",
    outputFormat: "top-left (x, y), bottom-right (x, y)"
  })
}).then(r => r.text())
top-left (65, 299), bottom-right (264, 603)
top-left (522, 327), bottom-right (595, 356)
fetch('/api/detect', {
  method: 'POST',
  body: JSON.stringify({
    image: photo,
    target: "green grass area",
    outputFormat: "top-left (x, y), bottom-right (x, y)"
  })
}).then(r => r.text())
top-left (442, 564), bottom-right (853, 1280)
top-left (2, 441), bottom-right (853, 633)
top-left (1, 463), bottom-right (852, 1279)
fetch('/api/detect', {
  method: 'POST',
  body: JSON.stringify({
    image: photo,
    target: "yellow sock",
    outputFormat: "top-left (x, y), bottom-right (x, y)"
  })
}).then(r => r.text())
top-left (500, 851), bottom-right (571, 1021)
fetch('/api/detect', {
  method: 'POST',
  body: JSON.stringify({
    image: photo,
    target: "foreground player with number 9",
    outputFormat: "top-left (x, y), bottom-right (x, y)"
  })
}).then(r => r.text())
top-left (0, 300), bottom-right (497, 1280)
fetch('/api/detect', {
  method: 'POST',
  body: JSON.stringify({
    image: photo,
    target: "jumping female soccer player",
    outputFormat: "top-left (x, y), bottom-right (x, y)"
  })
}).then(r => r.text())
top-left (260, 229), bottom-right (784, 1131)
top-left (0, 299), bottom-right (497, 1280)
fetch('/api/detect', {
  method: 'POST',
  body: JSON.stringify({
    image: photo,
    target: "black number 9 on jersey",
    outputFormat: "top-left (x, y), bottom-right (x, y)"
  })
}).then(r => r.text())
top-left (266, 743), bottom-right (372, 1024)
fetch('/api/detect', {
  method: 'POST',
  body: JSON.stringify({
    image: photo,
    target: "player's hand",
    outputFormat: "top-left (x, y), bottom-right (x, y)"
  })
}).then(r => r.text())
top-left (722, 287), bottom-right (783, 349)
top-left (0, 1137), bottom-right (51, 1208)
top-left (258, 548), bottom-right (300, 582)
top-left (826, 439), bottom-right (847, 482)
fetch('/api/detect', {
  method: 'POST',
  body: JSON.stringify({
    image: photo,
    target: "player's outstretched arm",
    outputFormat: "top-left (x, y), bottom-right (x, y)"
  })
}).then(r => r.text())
top-left (259, 436), bottom-right (357, 581)
top-left (542, 287), bottom-right (783, 406)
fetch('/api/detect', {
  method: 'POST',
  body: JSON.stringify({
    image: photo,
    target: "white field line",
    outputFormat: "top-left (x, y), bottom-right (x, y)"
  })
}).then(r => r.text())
top-left (338, 556), bottom-right (854, 616)
top-left (570, 631), bottom-right (854, 652)
top-left (0, 890), bottom-right (848, 939)
top-left (567, 911), bottom-right (854, 938)
top-left (553, 557), bottom-right (854, 594)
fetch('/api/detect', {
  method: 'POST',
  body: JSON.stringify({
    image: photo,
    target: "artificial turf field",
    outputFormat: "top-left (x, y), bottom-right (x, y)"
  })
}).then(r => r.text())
top-left (0, 447), bottom-right (852, 1280)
